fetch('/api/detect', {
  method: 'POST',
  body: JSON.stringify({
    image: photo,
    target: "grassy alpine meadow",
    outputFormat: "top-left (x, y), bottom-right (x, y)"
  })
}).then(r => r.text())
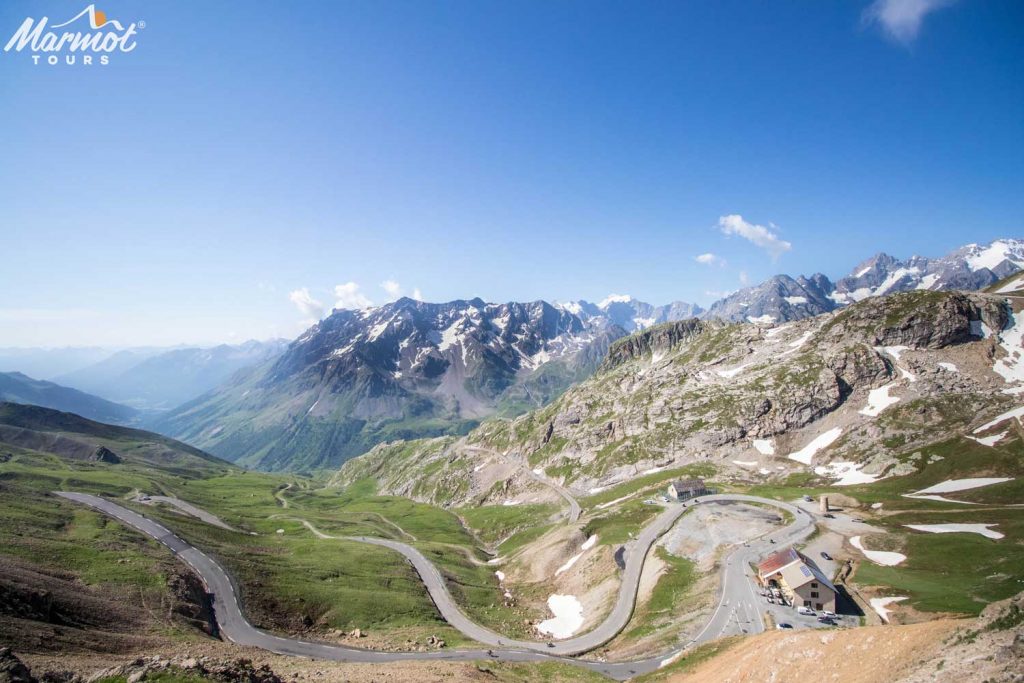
top-left (852, 506), bottom-right (1024, 616)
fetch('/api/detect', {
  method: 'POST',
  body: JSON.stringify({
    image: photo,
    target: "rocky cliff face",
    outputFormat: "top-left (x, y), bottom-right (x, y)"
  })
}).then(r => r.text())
top-left (336, 289), bottom-right (1022, 505)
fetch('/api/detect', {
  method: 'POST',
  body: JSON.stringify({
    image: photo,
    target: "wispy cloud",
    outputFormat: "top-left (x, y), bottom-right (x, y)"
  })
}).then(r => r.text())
top-left (412, 288), bottom-right (423, 301)
top-left (694, 253), bottom-right (726, 267)
top-left (717, 214), bottom-right (792, 260)
top-left (288, 288), bottom-right (325, 319)
top-left (380, 279), bottom-right (402, 300)
top-left (864, 0), bottom-right (956, 43)
top-left (334, 282), bottom-right (373, 310)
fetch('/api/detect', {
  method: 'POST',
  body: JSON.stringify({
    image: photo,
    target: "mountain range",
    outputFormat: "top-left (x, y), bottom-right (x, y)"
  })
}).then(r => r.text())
top-left (0, 371), bottom-right (140, 425)
top-left (55, 339), bottom-right (288, 410)
top-left (151, 238), bottom-right (1022, 472)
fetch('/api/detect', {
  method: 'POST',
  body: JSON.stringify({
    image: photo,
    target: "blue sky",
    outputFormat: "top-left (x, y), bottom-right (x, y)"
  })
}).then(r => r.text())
top-left (1, 0), bottom-right (1021, 346)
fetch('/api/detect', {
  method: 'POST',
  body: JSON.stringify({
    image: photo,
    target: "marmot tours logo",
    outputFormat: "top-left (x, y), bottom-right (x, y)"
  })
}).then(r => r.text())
top-left (4, 4), bottom-right (144, 65)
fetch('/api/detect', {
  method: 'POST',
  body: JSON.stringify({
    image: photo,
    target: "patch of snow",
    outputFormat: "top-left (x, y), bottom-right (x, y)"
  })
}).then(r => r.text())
top-left (782, 330), bottom-right (814, 354)
top-left (966, 239), bottom-right (1023, 272)
top-left (850, 536), bottom-right (906, 566)
top-left (764, 324), bottom-right (790, 339)
top-left (877, 345), bottom-right (916, 382)
top-left (938, 362), bottom-right (958, 373)
top-left (746, 314), bottom-right (776, 325)
top-left (367, 318), bottom-right (392, 342)
top-left (589, 485), bottom-right (609, 494)
top-left (581, 534), bottom-right (597, 550)
top-left (758, 468), bottom-right (772, 475)
top-left (642, 465), bottom-right (667, 475)
top-left (973, 406), bottom-right (1024, 434)
top-left (871, 502), bottom-right (883, 509)
top-left (904, 523), bottom-right (1004, 540)
top-left (536, 595), bottom-right (584, 639)
top-left (916, 273), bottom-right (940, 290)
top-left (555, 552), bottom-right (584, 577)
top-left (875, 267), bottom-right (921, 296)
top-left (859, 383), bottom-right (900, 417)
top-left (533, 468), bottom-right (544, 475)
top-left (599, 294), bottom-right (633, 308)
top-left (502, 500), bottom-right (521, 507)
top-left (787, 428), bottom-right (843, 465)
top-left (558, 301), bottom-right (584, 316)
top-left (995, 276), bottom-right (1024, 294)
top-left (596, 495), bottom-right (631, 510)
top-left (752, 439), bottom-right (776, 455)
top-left (634, 316), bottom-right (657, 329)
top-left (438, 318), bottom-right (464, 352)
top-left (716, 363), bottom-right (750, 378)
top-left (732, 460), bottom-right (758, 467)
top-left (993, 311), bottom-right (1024, 391)
top-left (970, 320), bottom-right (993, 339)
top-left (967, 431), bottom-right (1009, 447)
top-left (855, 266), bottom-right (873, 278)
top-left (305, 399), bottom-right (319, 415)
top-left (784, 296), bottom-right (808, 305)
top-left (881, 345), bottom-right (910, 360)
top-left (870, 596), bottom-right (907, 623)
top-left (814, 461), bottom-right (879, 486)
top-left (901, 494), bottom-right (980, 505)
top-left (910, 478), bottom-right (1013, 494)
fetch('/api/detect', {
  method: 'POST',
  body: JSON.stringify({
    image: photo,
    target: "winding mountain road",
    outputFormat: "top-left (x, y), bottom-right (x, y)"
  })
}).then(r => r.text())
top-left (55, 491), bottom-right (812, 680)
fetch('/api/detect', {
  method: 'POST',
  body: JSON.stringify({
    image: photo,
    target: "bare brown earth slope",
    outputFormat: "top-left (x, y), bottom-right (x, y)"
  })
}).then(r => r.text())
top-left (659, 591), bottom-right (1024, 683)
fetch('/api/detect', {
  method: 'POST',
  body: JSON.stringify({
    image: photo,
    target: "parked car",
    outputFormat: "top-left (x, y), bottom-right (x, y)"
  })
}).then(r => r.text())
top-left (797, 606), bottom-right (816, 616)
top-left (802, 495), bottom-right (813, 502)
top-left (822, 610), bottom-right (837, 618)
top-left (776, 622), bottom-right (793, 629)
top-left (817, 616), bottom-right (836, 625)
top-left (852, 517), bottom-right (865, 523)
top-left (820, 551), bottom-right (832, 560)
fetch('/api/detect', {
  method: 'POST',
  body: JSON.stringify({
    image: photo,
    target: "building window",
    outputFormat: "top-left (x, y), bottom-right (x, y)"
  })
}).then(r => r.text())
top-left (811, 582), bottom-right (818, 588)
top-left (816, 603), bottom-right (823, 610)
top-left (803, 600), bottom-right (811, 607)
top-left (811, 591), bottom-right (819, 598)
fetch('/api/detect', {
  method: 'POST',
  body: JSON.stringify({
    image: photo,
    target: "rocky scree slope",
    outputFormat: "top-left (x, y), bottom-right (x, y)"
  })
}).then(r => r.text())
top-left (335, 290), bottom-right (1018, 505)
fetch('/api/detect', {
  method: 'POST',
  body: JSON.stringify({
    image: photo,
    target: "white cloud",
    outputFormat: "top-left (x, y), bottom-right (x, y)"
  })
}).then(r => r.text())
top-left (695, 253), bottom-right (726, 267)
top-left (380, 279), bottom-right (402, 300)
top-left (334, 282), bottom-right (374, 310)
top-left (412, 288), bottom-right (423, 301)
top-left (739, 270), bottom-right (750, 286)
top-left (865, 0), bottom-right (956, 43)
top-left (717, 215), bottom-right (792, 260)
top-left (288, 288), bottom-right (325, 319)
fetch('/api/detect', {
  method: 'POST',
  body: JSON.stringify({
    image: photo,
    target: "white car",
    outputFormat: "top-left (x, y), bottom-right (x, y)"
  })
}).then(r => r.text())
top-left (821, 610), bottom-right (837, 619)
top-left (797, 606), bottom-right (816, 616)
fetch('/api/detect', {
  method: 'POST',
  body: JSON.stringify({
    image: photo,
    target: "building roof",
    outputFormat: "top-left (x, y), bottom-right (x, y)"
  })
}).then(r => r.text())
top-left (669, 478), bottom-right (705, 490)
top-left (757, 547), bottom-right (802, 576)
top-left (758, 546), bottom-right (836, 592)
top-left (780, 560), bottom-right (836, 592)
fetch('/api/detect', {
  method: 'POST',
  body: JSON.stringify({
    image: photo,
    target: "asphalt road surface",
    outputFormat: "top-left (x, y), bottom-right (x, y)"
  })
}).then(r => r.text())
top-left (55, 491), bottom-right (811, 680)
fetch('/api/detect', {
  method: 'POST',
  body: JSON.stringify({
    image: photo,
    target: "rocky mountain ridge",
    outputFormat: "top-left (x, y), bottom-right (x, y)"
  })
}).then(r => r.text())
top-left (160, 238), bottom-right (1021, 473)
top-left (335, 288), bottom-right (1022, 506)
